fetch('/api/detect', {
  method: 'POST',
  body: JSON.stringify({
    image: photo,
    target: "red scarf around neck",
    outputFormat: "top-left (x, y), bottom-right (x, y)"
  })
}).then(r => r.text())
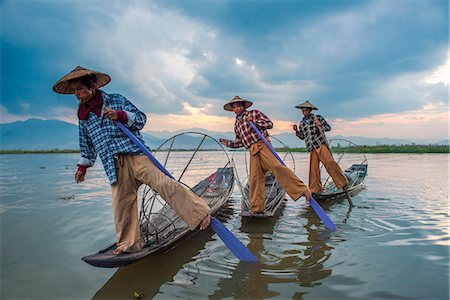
top-left (77, 91), bottom-right (103, 120)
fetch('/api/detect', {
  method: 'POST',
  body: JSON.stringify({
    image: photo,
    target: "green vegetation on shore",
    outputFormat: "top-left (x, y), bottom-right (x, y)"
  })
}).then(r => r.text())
top-left (0, 149), bottom-right (80, 154)
top-left (1, 145), bottom-right (448, 154)
top-left (283, 145), bottom-right (449, 154)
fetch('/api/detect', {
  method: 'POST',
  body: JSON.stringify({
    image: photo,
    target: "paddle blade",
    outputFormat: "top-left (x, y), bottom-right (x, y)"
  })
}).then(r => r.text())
top-left (309, 197), bottom-right (337, 231)
top-left (210, 217), bottom-right (258, 262)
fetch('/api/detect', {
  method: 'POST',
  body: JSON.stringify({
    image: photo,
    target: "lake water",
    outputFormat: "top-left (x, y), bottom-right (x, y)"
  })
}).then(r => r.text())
top-left (0, 153), bottom-right (448, 299)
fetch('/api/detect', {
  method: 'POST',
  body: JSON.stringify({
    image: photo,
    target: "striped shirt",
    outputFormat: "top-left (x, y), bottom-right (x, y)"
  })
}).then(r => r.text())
top-left (296, 113), bottom-right (331, 152)
top-left (225, 109), bottom-right (273, 148)
top-left (78, 91), bottom-right (148, 184)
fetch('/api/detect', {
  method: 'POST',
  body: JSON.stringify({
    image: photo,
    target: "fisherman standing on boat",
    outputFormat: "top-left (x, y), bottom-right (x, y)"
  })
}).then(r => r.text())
top-left (220, 96), bottom-right (312, 214)
top-left (53, 66), bottom-right (211, 255)
top-left (292, 101), bottom-right (348, 194)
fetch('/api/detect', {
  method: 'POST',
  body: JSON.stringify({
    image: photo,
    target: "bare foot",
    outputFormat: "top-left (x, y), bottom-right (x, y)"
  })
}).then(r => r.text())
top-left (112, 248), bottom-right (124, 255)
top-left (303, 188), bottom-right (312, 202)
top-left (199, 214), bottom-right (211, 230)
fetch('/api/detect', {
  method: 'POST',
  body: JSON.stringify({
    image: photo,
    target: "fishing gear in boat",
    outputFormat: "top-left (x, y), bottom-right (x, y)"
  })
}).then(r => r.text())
top-left (82, 124), bottom-right (257, 267)
top-left (249, 121), bottom-right (337, 231)
top-left (232, 136), bottom-right (295, 218)
top-left (314, 117), bottom-right (354, 207)
top-left (313, 138), bottom-right (368, 202)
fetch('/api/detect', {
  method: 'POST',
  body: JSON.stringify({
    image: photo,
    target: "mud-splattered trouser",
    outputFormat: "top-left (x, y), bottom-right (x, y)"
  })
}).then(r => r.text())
top-left (309, 144), bottom-right (348, 193)
top-left (249, 138), bottom-right (309, 213)
top-left (111, 154), bottom-right (210, 252)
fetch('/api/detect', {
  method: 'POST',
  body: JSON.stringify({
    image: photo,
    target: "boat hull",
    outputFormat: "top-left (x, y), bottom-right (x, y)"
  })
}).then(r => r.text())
top-left (240, 174), bottom-right (286, 218)
top-left (82, 167), bottom-right (234, 268)
top-left (313, 164), bottom-right (368, 201)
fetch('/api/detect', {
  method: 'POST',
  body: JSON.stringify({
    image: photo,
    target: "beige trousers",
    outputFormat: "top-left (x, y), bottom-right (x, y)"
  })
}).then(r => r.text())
top-left (309, 144), bottom-right (348, 193)
top-left (111, 155), bottom-right (210, 252)
top-left (249, 139), bottom-right (308, 213)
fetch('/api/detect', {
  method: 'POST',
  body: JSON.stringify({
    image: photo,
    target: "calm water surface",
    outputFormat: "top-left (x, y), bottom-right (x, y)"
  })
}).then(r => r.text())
top-left (0, 153), bottom-right (448, 299)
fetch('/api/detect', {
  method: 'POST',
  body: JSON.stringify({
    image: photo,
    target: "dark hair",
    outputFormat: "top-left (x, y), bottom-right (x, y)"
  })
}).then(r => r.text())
top-left (68, 75), bottom-right (97, 89)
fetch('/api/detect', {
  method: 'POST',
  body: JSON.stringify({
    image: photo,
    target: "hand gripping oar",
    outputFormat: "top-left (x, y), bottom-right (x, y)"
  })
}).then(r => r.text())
top-left (313, 116), bottom-right (354, 208)
top-left (115, 121), bottom-right (258, 262)
top-left (248, 121), bottom-right (337, 231)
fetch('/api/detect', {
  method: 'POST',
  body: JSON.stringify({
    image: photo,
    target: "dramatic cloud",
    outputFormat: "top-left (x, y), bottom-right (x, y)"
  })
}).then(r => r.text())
top-left (424, 57), bottom-right (449, 86)
top-left (1, 0), bottom-right (448, 141)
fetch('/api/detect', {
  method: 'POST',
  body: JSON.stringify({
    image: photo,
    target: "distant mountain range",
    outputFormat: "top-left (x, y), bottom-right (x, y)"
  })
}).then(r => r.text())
top-left (0, 119), bottom-right (166, 150)
top-left (0, 118), bottom-right (448, 150)
top-left (0, 119), bottom-right (79, 150)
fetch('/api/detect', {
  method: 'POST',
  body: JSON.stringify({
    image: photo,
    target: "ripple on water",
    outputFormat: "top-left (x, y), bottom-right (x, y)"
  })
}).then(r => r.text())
top-left (2, 153), bottom-right (449, 300)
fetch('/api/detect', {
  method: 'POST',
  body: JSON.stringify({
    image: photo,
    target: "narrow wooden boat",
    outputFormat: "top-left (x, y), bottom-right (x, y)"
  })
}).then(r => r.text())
top-left (240, 173), bottom-right (287, 218)
top-left (82, 132), bottom-right (234, 268)
top-left (82, 167), bottom-right (234, 268)
top-left (311, 138), bottom-right (368, 202)
top-left (313, 164), bottom-right (368, 201)
top-left (232, 136), bottom-right (293, 218)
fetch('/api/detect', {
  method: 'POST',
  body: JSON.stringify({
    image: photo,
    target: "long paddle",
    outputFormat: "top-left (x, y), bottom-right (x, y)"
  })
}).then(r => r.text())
top-left (248, 121), bottom-right (337, 231)
top-left (115, 121), bottom-right (258, 262)
top-left (313, 116), bottom-right (353, 208)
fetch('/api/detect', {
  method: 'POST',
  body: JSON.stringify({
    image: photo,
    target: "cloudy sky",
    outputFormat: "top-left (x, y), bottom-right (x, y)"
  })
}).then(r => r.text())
top-left (1, 0), bottom-right (448, 141)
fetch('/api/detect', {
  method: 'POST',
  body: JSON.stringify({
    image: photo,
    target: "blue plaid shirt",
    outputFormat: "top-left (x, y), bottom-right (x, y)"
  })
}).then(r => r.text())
top-left (77, 91), bottom-right (147, 184)
top-left (296, 114), bottom-right (331, 152)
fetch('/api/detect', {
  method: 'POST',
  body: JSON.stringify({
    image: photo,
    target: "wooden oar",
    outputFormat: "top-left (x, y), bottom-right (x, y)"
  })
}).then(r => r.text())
top-left (248, 121), bottom-right (336, 231)
top-left (115, 121), bottom-right (258, 262)
top-left (343, 188), bottom-right (354, 207)
top-left (210, 218), bottom-right (258, 262)
top-left (314, 116), bottom-right (353, 208)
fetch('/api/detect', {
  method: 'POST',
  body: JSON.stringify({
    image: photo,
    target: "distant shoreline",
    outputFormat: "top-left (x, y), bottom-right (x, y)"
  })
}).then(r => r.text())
top-left (284, 145), bottom-right (449, 154)
top-left (1, 145), bottom-right (448, 154)
top-left (0, 149), bottom-right (80, 154)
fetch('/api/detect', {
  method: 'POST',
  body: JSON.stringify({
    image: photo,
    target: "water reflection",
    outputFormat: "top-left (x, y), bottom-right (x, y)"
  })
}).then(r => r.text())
top-left (93, 198), bottom-right (339, 299)
top-left (92, 230), bottom-right (215, 300)
top-left (294, 207), bottom-right (333, 287)
top-left (1, 153), bottom-right (448, 299)
top-left (210, 213), bottom-right (281, 299)
top-left (210, 201), bottom-right (336, 299)
top-left (321, 196), bottom-right (354, 224)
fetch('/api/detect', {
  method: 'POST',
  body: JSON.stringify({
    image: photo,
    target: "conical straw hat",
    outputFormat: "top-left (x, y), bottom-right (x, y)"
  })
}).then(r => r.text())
top-left (223, 95), bottom-right (253, 111)
top-left (53, 66), bottom-right (111, 94)
top-left (295, 100), bottom-right (318, 110)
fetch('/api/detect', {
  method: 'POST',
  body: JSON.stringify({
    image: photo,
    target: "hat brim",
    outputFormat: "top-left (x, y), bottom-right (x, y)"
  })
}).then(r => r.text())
top-left (224, 100), bottom-right (253, 111)
top-left (295, 105), bottom-right (318, 110)
top-left (53, 69), bottom-right (111, 94)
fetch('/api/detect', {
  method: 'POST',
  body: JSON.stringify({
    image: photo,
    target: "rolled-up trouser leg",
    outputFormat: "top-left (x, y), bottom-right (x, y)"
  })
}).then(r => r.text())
top-left (131, 155), bottom-right (210, 230)
top-left (258, 141), bottom-right (308, 201)
top-left (309, 148), bottom-right (322, 193)
top-left (318, 145), bottom-right (348, 189)
top-left (249, 143), bottom-right (267, 213)
top-left (111, 155), bottom-right (141, 252)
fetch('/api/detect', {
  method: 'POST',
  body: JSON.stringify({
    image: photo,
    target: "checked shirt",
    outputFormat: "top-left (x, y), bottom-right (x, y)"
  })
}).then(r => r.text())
top-left (226, 110), bottom-right (273, 148)
top-left (78, 91), bottom-right (148, 184)
top-left (296, 113), bottom-right (331, 152)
